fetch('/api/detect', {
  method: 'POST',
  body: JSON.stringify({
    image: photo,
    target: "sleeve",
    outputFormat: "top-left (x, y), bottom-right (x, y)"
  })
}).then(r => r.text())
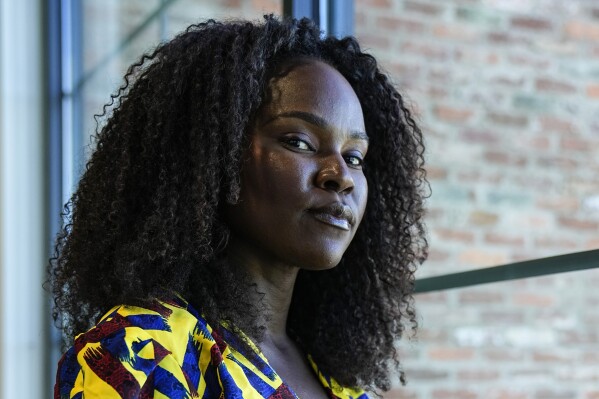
top-left (54, 307), bottom-right (199, 399)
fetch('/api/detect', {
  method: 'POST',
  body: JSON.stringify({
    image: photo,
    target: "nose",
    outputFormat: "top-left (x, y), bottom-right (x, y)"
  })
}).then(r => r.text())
top-left (315, 154), bottom-right (354, 194)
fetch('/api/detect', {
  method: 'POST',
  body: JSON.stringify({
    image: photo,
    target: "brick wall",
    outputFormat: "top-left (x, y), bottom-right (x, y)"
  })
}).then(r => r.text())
top-left (79, 1), bottom-right (598, 397)
top-left (354, 1), bottom-right (599, 398)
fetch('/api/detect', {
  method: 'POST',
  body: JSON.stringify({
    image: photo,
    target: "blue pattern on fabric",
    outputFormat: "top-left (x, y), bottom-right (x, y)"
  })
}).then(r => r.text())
top-left (154, 366), bottom-right (190, 399)
top-left (126, 314), bottom-right (172, 331)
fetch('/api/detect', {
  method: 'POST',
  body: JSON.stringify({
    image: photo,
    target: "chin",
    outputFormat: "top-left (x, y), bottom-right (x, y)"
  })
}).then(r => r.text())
top-left (298, 252), bottom-right (344, 271)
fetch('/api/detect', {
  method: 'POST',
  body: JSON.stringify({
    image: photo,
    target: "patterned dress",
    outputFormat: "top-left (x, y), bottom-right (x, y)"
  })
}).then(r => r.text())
top-left (54, 296), bottom-right (369, 399)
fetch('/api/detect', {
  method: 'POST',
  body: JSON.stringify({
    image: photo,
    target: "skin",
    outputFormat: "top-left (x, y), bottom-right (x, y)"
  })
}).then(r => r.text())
top-left (225, 60), bottom-right (368, 397)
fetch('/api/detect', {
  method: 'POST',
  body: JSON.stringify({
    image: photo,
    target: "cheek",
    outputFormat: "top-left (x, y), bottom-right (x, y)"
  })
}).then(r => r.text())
top-left (246, 152), bottom-right (313, 200)
top-left (355, 176), bottom-right (369, 223)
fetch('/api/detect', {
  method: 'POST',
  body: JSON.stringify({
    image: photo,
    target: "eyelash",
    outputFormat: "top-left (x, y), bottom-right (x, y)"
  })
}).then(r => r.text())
top-left (282, 137), bottom-right (365, 168)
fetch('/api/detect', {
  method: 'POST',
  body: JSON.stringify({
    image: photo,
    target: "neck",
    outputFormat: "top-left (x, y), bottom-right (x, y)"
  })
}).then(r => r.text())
top-left (226, 236), bottom-right (300, 345)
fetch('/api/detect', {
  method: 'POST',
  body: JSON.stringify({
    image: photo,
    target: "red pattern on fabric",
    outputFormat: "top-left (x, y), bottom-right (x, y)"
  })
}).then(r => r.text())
top-left (210, 329), bottom-right (228, 366)
top-left (74, 313), bottom-right (133, 353)
top-left (83, 346), bottom-right (140, 398)
top-left (139, 372), bottom-right (154, 399)
top-left (150, 339), bottom-right (171, 364)
top-left (210, 343), bottom-right (223, 366)
top-left (146, 301), bottom-right (174, 318)
top-left (268, 384), bottom-right (296, 399)
top-left (211, 329), bottom-right (228, 353)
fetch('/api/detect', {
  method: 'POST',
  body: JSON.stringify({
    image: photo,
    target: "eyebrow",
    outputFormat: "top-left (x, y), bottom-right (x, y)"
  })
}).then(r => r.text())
top-left (264, 110), bottom-right (369, 143)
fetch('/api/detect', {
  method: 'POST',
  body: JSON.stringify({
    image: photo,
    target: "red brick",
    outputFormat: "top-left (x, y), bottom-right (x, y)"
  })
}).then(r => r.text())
top-left (377, 16), bottom-right (425, 32)
top-left (480, 311), bottom-right (524, 324)
top-left (507, 54), bottom-right (550, 69)
top-left (526, 136), bottom-right (550, 150)
top-left (459, 249), bottom-right (507, 267)
top-left (435, 228), bottom-right (475, 243)
top-left (404, 0), bottom-right (443, 16)
top-left (222, 0), bottom-right (241, 7)
top-left (389, 63), bottom-right (420, 80)
top-left (487, 112), bottom-right (528, 127)
top-left (469, 211), bottom-right (499, 226)
top-left (534, 237), bottom-right (579, 250)
top-left (417, 291), bottom-right (449, 303)
top-left (401, 41), bottom-right (450, 61)
top-left (488, 390), bottom-right (527, 399)
top-left (540, 116), bottom-right (577, 133)
top-left (511, 16), bottom-right (552, 31)
top-left (434, 105), bottom-right (474, 123)
top-left (357, 0), bottom-right (392, 8)
top-left (561, 331), bottom-right (599, 344)
top-left (460, 129), bottom-right (500, 144)
top-left (536, 77), bottom-right (577, 93)
top-left (484, 151), bottom-right (527, 167)
top-left (488, 32), bottom-right (530, 45)
top-left (409, 368), bottom-right (449, 380)
top-left (383, 389), bottom-right (417, 399)
top-left (355, 10), bottom-right (366, 25)
top-left (537, 156), bottom-right (578, 169)
top-left (491, 75), bottom-right (525, 87)
top-left (357, 34), bottom-right (390, 49)
top-left (536, 197), bottom-right (579, 211)
top-left (484, 349), bottom-right (525, 362)
top-left (429, 348), bottom-right (475, 361)
top-left (432, 389), bottom-right (477, 399)
top-left (433, 24), bottom-right (476, 40)
top-left (457, 370), bottom-right (499, 380)
top-left (426, 166), bottom-right (448, 180)
top-left (535, 390), bottom-right (577, 399)
top-left (485, 233), bottom-right (525, 247)
top-left (532, 351), bottom-right (569, 362)
top-left (586, 84), bottom-right (599, 98)
top-left (427, 86), bottom-right (449, 98)
top-left (558, 216), bottom-right (599, 230)
top-left (514, 293), bottom-right (554, 307)
top-left (586, 237), bottom-right (599, 249)
top-left (565, 21), bottom-right (599, 40)
top-left (459, 291), bottom-right (503, 304)
top-left (427, 249), bottom-right (451, 262)
top-left (251, 0), bottom-right (280, 10)
top-left (560, 137), bottom-right (594, 151)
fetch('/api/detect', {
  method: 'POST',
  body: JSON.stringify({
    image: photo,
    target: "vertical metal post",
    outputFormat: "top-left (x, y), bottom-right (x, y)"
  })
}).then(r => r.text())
top-left (282, 0), bottom-right (353, 38)
top-left (47, 0), bottom-right (63, 392)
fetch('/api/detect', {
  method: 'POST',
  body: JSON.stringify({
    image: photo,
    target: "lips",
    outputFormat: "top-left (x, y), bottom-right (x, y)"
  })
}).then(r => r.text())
top-left (309, 202), bottom-right (355, 231)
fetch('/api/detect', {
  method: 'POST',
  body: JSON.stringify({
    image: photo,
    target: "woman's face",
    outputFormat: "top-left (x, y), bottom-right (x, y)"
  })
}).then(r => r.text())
top-left (226, 60), bottom-right (368, 270)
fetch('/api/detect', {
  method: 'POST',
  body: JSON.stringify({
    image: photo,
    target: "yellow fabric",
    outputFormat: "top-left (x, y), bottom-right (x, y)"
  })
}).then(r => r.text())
top-left (54, 297), bottom-right (369, 399)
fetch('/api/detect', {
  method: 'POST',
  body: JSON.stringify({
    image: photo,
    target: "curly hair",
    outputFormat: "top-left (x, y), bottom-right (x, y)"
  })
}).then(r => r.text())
top-left (48, 15), bottom-right (427, 393)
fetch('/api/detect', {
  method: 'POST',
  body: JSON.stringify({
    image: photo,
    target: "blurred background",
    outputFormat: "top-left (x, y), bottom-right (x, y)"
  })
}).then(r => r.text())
top-left (1, 0), bottom-right (598, 398)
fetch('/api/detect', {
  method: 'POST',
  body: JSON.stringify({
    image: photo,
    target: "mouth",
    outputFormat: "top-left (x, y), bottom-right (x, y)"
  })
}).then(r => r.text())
top-left (309, 202), bottom-right (355, 231)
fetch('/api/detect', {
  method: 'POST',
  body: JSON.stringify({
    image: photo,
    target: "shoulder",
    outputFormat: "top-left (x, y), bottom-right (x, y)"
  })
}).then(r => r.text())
top-left (55, 298), bottom-right (217, 399)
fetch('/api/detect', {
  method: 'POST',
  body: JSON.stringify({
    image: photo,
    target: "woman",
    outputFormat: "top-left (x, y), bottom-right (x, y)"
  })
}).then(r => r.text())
top-left (50, 16), bottom-right (427, 398)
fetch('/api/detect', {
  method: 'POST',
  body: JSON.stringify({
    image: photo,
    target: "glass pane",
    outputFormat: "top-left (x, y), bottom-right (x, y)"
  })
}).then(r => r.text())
top-left (77, 0), bottom-right (281, 175)
top-left (385, 268), bottom-right (599, 398)
top-left (354, 0), bottom-right (599, 277)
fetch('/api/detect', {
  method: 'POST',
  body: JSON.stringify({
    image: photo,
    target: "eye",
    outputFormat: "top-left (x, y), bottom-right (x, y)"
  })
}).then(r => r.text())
top-left (282, 136), bottom-right (314, 151)
top-left (344, 153), bottom-right (364, 168)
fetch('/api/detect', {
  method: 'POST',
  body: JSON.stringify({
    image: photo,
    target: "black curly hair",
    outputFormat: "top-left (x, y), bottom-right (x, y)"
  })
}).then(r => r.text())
top-left (48, 15), bottom-right (427, 393)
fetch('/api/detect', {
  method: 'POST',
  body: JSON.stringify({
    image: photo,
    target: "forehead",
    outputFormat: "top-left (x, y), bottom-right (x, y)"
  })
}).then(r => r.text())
top-left (258, 60), bottom-right (365, 130)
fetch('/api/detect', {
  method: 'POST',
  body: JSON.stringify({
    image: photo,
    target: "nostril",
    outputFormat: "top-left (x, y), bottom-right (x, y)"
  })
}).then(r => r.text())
top-left (324, 180), bottom-right (340, 192)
